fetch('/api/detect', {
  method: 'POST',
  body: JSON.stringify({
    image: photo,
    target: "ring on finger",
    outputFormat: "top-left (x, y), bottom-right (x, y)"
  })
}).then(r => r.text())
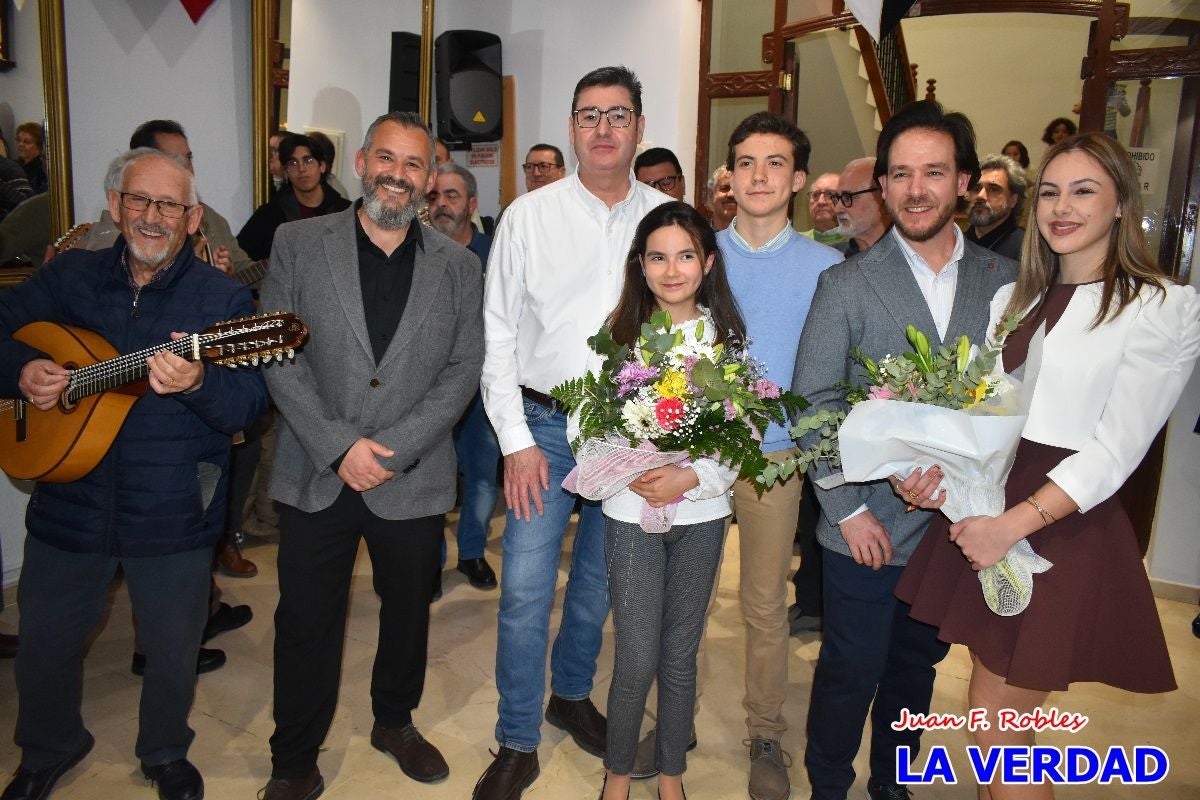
top-left (907, 489), bottom-right (919, 500)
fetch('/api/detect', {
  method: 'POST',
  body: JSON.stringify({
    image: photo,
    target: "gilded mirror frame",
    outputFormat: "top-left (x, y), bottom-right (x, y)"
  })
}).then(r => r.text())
top-left (39, 0), bottom-right (71, 239)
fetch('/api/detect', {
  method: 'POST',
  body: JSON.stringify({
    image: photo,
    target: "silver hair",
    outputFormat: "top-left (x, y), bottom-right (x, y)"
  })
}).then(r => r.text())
top-left (979, 153), bottom-right (1026, 200)
top-left (361, 111), bottom-right (436, 167)
top-left (104, 147), bottom-right (198, 206)
top-left (436, 162), bottom-right (477, 199)
top-left (707, 164), bottom-right (731, 191)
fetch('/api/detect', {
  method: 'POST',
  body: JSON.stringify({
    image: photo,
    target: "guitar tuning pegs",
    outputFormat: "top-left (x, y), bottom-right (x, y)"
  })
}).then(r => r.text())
top-left (251, 356), bottom-right (259, 366)
top-left (275, 351), bottom-right (284, 362)
top-left (286, 348), bottom-right (295, 359)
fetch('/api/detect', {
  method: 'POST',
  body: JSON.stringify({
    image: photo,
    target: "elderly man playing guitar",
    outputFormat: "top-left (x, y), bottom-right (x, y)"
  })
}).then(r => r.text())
top-left (0, 148), bottom-right (269, 800)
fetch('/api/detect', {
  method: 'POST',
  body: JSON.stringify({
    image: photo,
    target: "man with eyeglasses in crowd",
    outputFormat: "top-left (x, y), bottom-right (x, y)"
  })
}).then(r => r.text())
top-left (0, 147), bottom-right (267, 800)
top-left (521, 144), bottom-right (567, 193)
top-left (426, 162), bottom-right (499, 593)
top-left (237, 132), bottom-right (351, 263)
top-left (475, 65), bottom-right (670, 800)
top-left (964, 153), bottom-right (1025, 261)
top-left (635, 147), bottom-right (686, 201)
top-left (800, 172), bottom-right (847, 250)
top-left (833, 156), bottom-right (891, 256)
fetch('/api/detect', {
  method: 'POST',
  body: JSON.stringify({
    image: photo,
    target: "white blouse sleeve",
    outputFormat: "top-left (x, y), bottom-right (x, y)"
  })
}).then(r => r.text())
top-left (683, 457), bottom-right (738, 501)
top-left (1047, 284), bottom-right (1200, 512)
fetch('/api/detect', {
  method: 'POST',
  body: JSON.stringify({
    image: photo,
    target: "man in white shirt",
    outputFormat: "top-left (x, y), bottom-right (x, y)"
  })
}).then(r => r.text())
top-left (792, 100), bottom-right (1016, 800)
top-left (474, 66), bottom-right (670, 800)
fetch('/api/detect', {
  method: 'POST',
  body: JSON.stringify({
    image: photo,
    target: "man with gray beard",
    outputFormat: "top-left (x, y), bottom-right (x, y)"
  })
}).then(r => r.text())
top-left (833, 157), bottom-right (891, 256)
top-left (965, 153), bottom-right (1025, 260)
top-left (259, 111), bottom-right (484, 800)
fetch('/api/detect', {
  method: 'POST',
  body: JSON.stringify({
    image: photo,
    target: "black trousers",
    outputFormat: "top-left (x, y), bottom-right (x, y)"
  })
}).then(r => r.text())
top-left (805, 550), bottom-right (949, 799)
top-left (269, 487), bottom-right (443, 778)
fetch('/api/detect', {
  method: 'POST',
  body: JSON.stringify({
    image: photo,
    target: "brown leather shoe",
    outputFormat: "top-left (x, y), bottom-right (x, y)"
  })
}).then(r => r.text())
top-left (259, 768), bottom-right (323, 800)
top-left (216, 536), bottom-right (257, 577)
top-left (545, 694), bottom-right (606, 757)
top-left (471, 747), bottom-right (539, 800)
top-left (370, 723), bottom-right (449, 783)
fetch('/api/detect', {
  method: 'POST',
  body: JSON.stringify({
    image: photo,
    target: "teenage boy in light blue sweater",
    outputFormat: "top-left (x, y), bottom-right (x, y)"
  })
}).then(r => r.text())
top-left (717, 111), bottom-right (842, 800)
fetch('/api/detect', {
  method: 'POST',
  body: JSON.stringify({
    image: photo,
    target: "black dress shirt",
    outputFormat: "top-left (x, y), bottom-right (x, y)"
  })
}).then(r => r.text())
top-left (354, 202), bottom-right (423, 365)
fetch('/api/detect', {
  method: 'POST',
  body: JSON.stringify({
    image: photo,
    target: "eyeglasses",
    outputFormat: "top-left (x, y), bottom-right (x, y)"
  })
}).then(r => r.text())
top-left (832, 186), bottom-right (881, 207)
top-left (643, 174), bottom-right (682, 193)
top-left (808, 190), bottom-right (838, 203)
top-left (522, 161), bottom-right (561, 174)
top-left (285, 155), bottom-right (319, 170)
top-left (572, 106), bottom-right (636, 128)
top-left (119, 192), bottom-right (191, 219)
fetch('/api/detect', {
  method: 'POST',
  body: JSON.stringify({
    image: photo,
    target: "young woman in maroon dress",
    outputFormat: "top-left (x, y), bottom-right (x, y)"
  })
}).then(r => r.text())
top-left (893, 132), bottom-right (1200, 800)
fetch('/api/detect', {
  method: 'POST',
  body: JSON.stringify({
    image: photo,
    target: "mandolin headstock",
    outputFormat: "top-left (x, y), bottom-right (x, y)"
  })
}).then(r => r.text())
top-left (200, 311), bottom-right (309, 367)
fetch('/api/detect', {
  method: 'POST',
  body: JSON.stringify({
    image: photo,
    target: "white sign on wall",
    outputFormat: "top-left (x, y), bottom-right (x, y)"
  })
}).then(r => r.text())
top-left (1126, 147), bottom-right (1160, 195)
top-left (469, 142), bottom-right (500, 168)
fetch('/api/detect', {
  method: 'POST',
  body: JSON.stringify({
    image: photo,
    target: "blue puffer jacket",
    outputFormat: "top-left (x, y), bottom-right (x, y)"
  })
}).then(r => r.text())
top-left (0, 239), bottom-right (269, 556)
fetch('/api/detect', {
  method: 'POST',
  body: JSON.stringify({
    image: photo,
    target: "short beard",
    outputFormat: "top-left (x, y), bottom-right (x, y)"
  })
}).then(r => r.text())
top-left (361, 174), bottom-right (420, 230)
top-left (834, 213), bottom-right (865, 239)
top-left (890, 197), bottom-right (957, 243)
top-left (431, 209), bottom-right (469, 239)
top-left (127, 223), bottom-right (173, 269)
top-left (968, 203), bottom-right (1006, 229)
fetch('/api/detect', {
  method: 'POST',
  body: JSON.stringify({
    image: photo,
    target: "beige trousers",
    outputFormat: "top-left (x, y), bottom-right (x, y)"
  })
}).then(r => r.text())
top-left (732, 447), bottom-right (803, 740)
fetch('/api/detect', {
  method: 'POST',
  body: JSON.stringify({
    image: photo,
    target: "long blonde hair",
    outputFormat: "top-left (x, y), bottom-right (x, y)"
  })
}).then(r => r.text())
top-left (1004, 132), bottom-right (1174, 328)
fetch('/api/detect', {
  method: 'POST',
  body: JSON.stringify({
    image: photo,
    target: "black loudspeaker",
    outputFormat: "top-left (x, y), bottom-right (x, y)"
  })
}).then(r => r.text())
top-left (435, 30), bottom-right (502, 143)
top-left (388, 32), bottom-right (422, 114)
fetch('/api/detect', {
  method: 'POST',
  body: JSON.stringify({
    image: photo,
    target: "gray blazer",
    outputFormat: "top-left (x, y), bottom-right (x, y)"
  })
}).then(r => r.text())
top-left (791, 231), bottom-right (1017, 564)
top-left (261, 206), bottom-right (484, 519)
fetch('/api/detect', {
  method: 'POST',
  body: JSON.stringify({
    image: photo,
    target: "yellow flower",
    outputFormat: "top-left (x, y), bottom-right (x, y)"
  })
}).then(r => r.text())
top-left (654, 369), bottom-right (689, 399)
top-left (966, 380), bottom-right (989, 407)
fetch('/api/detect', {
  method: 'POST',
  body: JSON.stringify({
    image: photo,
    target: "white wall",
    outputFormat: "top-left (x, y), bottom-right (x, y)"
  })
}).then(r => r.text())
top-left (0, 0), bottom-right (46, 150)
top-left (286, 0), bottom-right (701, 218)
top-left (64, 0), bottom-right (253, 229)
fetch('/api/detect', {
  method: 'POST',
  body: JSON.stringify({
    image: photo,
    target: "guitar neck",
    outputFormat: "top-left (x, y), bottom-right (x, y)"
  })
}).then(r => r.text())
top-left (65, 336), bottom-right (203, 403)
top-left (234, 258), bottom-right (269, 287)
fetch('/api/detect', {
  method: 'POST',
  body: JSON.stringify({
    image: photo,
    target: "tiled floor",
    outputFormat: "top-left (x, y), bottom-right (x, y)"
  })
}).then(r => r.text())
top-left (1, 512), bottom-right (1198, 799)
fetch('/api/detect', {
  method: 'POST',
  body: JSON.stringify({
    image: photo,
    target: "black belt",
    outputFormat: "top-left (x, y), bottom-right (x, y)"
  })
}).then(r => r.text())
top-left (520, 386), bottom-right (556, 409)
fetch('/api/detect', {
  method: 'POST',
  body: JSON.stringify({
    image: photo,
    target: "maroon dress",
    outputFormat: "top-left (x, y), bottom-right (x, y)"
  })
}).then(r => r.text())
top-left (895, 283), bottom-right (1176, 693)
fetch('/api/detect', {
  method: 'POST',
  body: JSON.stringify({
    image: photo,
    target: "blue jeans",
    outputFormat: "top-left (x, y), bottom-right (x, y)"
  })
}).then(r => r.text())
top-left (494, 399), bottom-right (609, 751)
top-left (454, 392), bottom-right (501, 560)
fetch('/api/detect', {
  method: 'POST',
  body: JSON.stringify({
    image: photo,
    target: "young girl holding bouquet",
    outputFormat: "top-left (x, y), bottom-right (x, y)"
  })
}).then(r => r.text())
top-left (896, 133), bottom-right (1200, 799)
top-left (569, 201), bottom-right (747, 800)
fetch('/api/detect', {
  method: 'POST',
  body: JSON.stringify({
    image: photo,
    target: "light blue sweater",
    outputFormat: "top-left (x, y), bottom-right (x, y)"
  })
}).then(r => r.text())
top-left (719, 226), bottom-right (843, 452)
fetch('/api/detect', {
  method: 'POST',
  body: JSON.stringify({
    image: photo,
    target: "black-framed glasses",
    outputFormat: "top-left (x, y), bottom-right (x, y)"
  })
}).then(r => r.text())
top-left (643, 174), bottom-right (682, 192)
top-left (119, 192), bottom-right (191, 219)
top-left (832, 186), bottom-right (881, 207)
top-left (285, 155), bottom-right (319, 170)
top-left (522, 161), bottom-right (561, 174)
top-left (572, 106), bottom-right (635, 128)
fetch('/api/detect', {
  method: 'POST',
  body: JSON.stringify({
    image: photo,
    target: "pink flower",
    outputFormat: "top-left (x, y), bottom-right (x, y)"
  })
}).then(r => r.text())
top-left (751, 379), bottom-right (781, 399)
top-left (655, 397), bottom-right (686, 431)
top-left (867, 384), bottom-right (899, 400)
top-left (723, 397), bottom-right (737, 420)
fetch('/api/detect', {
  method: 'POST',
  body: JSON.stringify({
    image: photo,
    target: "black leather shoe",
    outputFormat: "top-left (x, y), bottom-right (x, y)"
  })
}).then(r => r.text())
top-left (544, 694), bottom-right (606, 758)
top-left (471, 747), bottom-right (539, 800)
top-left (431, 569), bottom-right (443, 603)
top-left (866, 776), bottom-right (913, 800)
top-left (131, 648), bottom-right (226, 677)
top-left (1193, 611), bottom-right (1199, 639)
top-left (141, 758), bottom-right (203, 800)
top-left (456, 557), bottom-right (498, 589)
top-left (259, 768), bottom-right (323, 800)
top-left (202, 602), bottom-right (252, 643)
top-left (2, 732), bottom-right (94, 800)
top-left (370, 723), bottom-right (449, 783)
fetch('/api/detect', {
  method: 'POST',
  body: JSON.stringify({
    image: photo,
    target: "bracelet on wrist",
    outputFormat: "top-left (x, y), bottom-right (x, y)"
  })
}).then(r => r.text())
top-left (1025, 494), bottom-right (1055, 527)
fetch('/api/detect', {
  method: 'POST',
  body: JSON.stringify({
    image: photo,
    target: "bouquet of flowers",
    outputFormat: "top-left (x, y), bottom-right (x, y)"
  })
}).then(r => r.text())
top-left (762, 317), bottom-right (1051, 616)
top-left (552, 310), bottom-right (808, 532)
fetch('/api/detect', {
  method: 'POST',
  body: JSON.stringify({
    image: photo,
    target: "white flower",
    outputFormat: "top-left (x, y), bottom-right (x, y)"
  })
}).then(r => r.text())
top-left (621, 398), bottom-right (661, 440)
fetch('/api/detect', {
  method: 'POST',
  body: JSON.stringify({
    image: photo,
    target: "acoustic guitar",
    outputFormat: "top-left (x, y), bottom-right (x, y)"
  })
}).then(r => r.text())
top-left (0, 311), bottom-right (308, 483)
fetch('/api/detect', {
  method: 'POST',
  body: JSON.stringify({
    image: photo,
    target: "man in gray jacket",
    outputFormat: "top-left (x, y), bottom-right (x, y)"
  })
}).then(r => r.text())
top-left (258, 111), bottom-right (484, 800)
top-left (793, 101), bottom-right (1017, 800)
